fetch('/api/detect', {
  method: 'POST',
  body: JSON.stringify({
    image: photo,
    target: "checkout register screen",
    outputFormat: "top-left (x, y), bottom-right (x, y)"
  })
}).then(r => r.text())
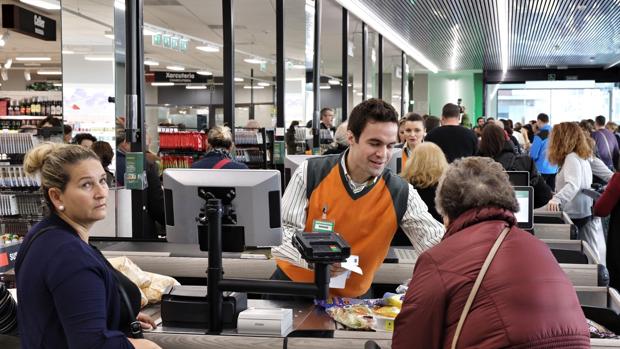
top-left (514, 190), bottom-right (530, 224)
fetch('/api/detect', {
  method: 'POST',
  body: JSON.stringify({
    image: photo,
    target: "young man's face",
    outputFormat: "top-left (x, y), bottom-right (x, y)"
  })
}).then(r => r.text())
top-left (477, 118), bottom-right (485, 127)
top-left (347, 121), bottom-right (398, 179)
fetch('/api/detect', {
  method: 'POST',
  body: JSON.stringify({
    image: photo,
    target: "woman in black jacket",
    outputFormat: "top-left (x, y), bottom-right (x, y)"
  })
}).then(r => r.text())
top-left (479, 124), bottom-right (552, 208)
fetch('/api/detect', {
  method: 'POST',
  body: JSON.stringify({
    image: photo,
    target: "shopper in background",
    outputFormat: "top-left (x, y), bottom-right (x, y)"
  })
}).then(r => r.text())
top-left (592, 115), bottom-right (619, 170)
top-left (546, 122), bottom-right (603, 257)
top-left (472, 117), bottom-right (485, 138)
top-left (271, 98), bottom-right (444, 298)
top-left (17, 143), bottom-right (161, 349)
top-left (393, 157), bottom-right (589, 349)
top-left (245, 119), bottom-right (261, 129)
top-left (324, 122), bottom-right (349, 155)
top-left (478, 124), bottom-right (552, 208)
top-left (425, 103), bottom-right (478, 163)
top-left (74, 133), bottom-right (97, 148)
top-left (424, 115), bottom-right (440, 133)
top-left (63, 124), bottom-right (73, 143)
top-left (91, 141), bottom-right (117, 187)
top-left (319, 107), bottom-right (336, 133)
top-left (529, 113), bottom-right (558, 190)
top-left (115, 128), bottom-right (165, 236)
top-left (285, 120), bottom-right (301, 155)
top-left (594, 172), bottom-right (620, 290)
top-left (395, 113), bottom-right (425, 170)
top-left (37, 116), bottom-right (62, 128)
top-left (397, 118), bottom-right (407, 144)
top-left (192, 126), bottom-right (249, 169)
top-left (400, 142), bottom-right (447, 222)
top-left (522, 123), bottom-right (535, 144)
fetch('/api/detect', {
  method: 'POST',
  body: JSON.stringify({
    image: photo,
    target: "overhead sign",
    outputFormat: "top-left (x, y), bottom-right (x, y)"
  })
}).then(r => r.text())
top-left (154, 71), bottom-right (212, 84)
top-left (1, 4), bottom-right (57, 41)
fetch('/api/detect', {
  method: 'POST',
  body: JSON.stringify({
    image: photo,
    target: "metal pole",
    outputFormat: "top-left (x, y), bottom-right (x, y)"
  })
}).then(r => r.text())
top-left (362, 23), bottom-right (367, 101)
top-left (207, 199), bottom-right (223, 334)
top-left (401, 51), bottom-right (406, 117)
top-left (341, 8), bottom-right (349, 121)
top-left (312, 0), bottom-right (322, 151)
top-left (276, 0), bottom-right (285, 128)
top-left (378, 34), bottom-right (383, 100)
top-left (223, 0), bottom-right (235, 139)
top-left (250, 69), bottom-right (255, 120)
top-left (125, 0), bottom-right (149, 239)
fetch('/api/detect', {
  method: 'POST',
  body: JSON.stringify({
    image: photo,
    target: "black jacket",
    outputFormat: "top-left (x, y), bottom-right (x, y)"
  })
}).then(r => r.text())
top-left (493, 141), bottom-right (553, 208)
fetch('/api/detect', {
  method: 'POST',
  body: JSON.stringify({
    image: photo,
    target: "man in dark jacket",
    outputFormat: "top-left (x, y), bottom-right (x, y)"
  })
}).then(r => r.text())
top-left (592, 115), bottom-right (619, 170)
top-left (393, 157), bottom-right (589, 349)
top-left (425, 103), bottom-right (478, 163)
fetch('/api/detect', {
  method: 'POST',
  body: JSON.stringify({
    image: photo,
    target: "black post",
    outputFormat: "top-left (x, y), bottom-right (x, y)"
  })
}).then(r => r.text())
top-left (312, 0), bottom-right (322, 151)
top-left (207, 199), bottom-right (224, 334)
top-left (341, 8), bottom-right (349, 121)
top-left (401, 51), bottom-right (406, 117)
top-left (223, 0), bottom-right (235, 138)
top-left (362, 23), bottom-right (368, 101)
top-left (125, 0), bottom-right (149, 239)
top-left (378, 34), bottom-right (383, 100)
top-left (276, 0), bottom-right (285, 128)
top-left (249, 69), bottom-right (255, 120)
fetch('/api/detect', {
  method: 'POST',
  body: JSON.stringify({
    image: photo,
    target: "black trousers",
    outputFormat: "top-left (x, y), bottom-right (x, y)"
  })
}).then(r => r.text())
top-left (541, 173), bottom-right (556, 191)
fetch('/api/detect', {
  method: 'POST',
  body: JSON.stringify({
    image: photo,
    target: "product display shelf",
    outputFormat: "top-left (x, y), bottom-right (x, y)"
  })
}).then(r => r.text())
top-left (234, 127), bottom-right (274, 169)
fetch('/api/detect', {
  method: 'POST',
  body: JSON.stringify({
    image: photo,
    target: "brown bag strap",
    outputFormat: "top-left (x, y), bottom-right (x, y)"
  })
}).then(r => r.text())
top-left (451, 226), bottom-right (511, 349)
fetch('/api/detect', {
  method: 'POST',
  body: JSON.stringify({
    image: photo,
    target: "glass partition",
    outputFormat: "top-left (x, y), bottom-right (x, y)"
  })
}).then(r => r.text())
top-left (349, 15), bottom-right (363, 107)
top-left (366, 27), bottom-right (379, 99)
top-left (383, 39), bottom-right (401, 111)
top-left (319, 0), bottom-right (343, 126)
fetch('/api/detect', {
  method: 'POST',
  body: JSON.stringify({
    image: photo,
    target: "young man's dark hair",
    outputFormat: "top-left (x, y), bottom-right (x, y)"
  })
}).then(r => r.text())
top-left (73, 133), bottom-right (97, 146)
top-left (405, 112), bottom-right (424, 123)
top-left (442, 103), bottom-right (460, 118)
top-left (537, 113), bottom-right (549, 123)
top-left (347, 98), bottom-right (398, 141)
top-left (91, 141), bottom-right (114, 168)
top-left (595, 115), bottom-right (606, 127)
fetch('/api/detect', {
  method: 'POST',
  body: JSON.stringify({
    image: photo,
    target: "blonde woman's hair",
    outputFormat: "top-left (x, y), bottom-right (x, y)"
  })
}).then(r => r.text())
top-left (207, 126), bottom-right (233, 149)
top-left (24, 142), bottom-right (100, 211)
top-left (547, 122), bottom-right (593, 166)
top-left (401, 142), bottom-right (448, 189)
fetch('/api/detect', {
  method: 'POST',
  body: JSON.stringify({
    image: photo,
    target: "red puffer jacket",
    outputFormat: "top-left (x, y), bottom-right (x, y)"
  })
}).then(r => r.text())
top-left (392, 207), bottom-right (589, 349)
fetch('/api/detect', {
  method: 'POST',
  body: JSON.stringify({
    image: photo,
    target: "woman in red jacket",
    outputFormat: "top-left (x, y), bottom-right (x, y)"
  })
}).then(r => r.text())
top-left (594, 173), bottom-right (620, 289)
top-left (393, 157), bottom-right (589, 349)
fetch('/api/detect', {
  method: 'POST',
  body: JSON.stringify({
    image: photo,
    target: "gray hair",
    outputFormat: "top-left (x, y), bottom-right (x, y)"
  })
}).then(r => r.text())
top-left (435, 157), bottom-right (518, 221)
top-left (333, 121), bottom-right (348, 147)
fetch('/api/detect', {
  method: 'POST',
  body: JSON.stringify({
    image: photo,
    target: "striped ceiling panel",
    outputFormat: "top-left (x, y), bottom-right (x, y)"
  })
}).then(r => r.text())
top-left (357, 0), bottom-right (620, 70)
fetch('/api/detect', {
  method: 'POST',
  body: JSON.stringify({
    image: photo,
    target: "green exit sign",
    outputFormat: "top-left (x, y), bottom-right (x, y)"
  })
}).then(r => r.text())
top-left (179, 39), bottom-right (188, 52)
top-left (152, 34), bottom-right (162, 46)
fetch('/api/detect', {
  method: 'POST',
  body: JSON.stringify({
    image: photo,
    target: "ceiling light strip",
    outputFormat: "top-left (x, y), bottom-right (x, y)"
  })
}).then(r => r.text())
top-left (497, 0), bottom-right (509, 74)
top-left (334, 0), bottom-right (439, 73)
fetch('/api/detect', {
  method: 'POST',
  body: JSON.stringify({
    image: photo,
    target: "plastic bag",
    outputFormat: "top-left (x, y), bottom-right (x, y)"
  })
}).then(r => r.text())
top-left (579, 217), bottom-right (607, 265)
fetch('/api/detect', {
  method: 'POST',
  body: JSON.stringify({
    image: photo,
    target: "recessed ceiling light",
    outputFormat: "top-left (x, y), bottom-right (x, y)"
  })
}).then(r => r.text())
top-left (319, 84), bottom-right (331, 90)
top-left (151, 82), bottom-right (174, 86)
top-left (4, 59), bottom-right (12, 69)
top-left (356, 92), bottom-right (363, 96)
top-left (328, 79), bottom-right (340, 85)
top-left (62, 50), bottom-right (75, 54)
top-left (196, 71), bottom-right (213, 76)
top-left (15, 57), bottom-right (51, 61)
top-left (166, 65), bottom-right (185, 71)
top-left (19, 0), bottom-right (60, 10)
top-left (24, 63), bottom-right (41, 67)
top-left (196, 46), bottom-right (220, 53)
top-left (37, 70), bottom-right (62, 75)
top-left (144, 59), bottom-right (159, 66)
top-left (104, 31), bottom-right (115, 40)
top-left (291, 64), bottom-right (306, 70)
top-left (84, 55), bottom-right (114, 61)
top-left (143, 28), bottom-right (159, 36)
top-left (234, 77), bottom-right (244, 82)
top-left (244, 57), bottom-right (267, 64)
top-left (257, 82), bottom-right (270, 87)
top-left (53, 83), bottom-right (62, 87)
top-left (186, 85), bottom-right (207, 90)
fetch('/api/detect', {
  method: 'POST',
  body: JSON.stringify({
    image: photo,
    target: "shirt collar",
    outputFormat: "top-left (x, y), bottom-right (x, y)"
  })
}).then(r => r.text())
top-left (339, 149), bottom-right (379, 189)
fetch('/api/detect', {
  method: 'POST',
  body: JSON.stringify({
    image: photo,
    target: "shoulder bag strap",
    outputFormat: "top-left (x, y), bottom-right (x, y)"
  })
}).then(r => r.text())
top-left (90, 246), bottom-right (144, 339)
top-left (213, 158), bottom-right (232, 169)
top-left (451, 226), bottom-right (511, 349)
